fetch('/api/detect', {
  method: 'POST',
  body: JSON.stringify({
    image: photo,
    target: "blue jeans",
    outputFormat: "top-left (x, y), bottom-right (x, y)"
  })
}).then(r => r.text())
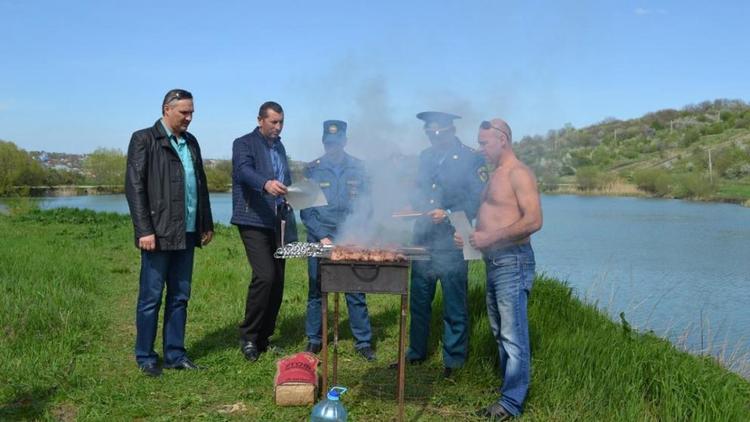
top-left (484, 243), bottom-right (535, 416)
top-left (135, 233), bottom-right (196, 366)
top-left (306, 257), bottom-right (372, 350)
top-left (408, 252), bottom-right (468, 368)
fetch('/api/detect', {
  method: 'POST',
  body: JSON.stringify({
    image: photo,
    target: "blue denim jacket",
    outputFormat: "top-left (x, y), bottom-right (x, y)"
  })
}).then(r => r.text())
top-left (231, 127), bottom-right (297, 241)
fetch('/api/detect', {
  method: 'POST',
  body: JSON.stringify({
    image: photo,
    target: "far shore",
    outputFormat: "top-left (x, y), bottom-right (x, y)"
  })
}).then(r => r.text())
top-left (547, 181), bottom-right (750, 207)
top-left (4, 183), bottom-right (750, 207)
top-left (7, 185), bottom-right (230, 197)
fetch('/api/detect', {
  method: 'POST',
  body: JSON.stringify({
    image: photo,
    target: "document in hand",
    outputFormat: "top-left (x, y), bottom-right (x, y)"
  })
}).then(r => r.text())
top-left (286, 179), bottom-right (328, 210)
top-left (448, 211), bottom-right (482, 260)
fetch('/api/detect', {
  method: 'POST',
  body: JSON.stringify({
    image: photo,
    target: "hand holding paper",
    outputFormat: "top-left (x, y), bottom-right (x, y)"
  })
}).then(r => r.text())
top-left (448, 211), bottom-right (482, 260)
top-left (285, 179), bottom-right (328, 210)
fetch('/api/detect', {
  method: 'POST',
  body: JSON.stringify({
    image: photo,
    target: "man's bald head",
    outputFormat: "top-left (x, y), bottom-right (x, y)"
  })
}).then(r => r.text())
top-left (478, 118), bottom-right (515, 165)
top-left (481, 118), bottom-right (512, 143)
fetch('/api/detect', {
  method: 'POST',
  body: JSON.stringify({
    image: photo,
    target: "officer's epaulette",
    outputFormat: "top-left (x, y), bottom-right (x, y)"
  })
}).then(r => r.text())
top-left (305, 157), bottom-right (324, 169)
top-left (349, 155), bottom-right (364, 166)
top-left (461, 143), bottom-right (478, 154)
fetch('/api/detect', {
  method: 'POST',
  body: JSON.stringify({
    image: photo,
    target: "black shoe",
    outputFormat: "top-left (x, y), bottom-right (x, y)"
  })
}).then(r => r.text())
top-left (356, 346), bottom-right (376, 361)
top-left (305, 342), bottom-right (322, 354)
top-left (388, 357), bottom-right (424, 369)
top-left (241, 341), bottom-right (260, 362)
top-left (442, 367), bottom-right (454, 378)
top-left (165, 358), bottom-right (203, 370)
top-left (138, 362), bottom-right (162, 377)
top-left (476, 403), bottom-right (513, 421)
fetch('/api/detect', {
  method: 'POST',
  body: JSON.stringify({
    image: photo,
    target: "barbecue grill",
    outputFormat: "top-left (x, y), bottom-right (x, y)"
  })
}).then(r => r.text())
top-left (274, 242), bottom-right (423, 422)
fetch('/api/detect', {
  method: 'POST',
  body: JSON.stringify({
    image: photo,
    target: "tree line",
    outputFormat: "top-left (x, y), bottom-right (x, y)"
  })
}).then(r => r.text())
top-left (515, 98), bottom-right (750, 199)
top-left (0, 141), bottom-right (239, 196)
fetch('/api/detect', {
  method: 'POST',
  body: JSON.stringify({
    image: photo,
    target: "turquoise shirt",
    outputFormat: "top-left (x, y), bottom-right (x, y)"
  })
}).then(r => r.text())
top-left (161, 120), bottom-right (197, 233)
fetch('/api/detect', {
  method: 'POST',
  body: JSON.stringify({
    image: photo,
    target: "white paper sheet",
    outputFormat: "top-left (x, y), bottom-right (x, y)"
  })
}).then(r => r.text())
top-left (286, 179), bottom-right (328, 210)
top-left (448, 211), bottom-right (482, 260)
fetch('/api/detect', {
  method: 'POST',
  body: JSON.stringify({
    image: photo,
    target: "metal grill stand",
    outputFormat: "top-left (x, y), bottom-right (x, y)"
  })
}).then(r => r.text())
top-left (320, 260), bottom-right (409, 422)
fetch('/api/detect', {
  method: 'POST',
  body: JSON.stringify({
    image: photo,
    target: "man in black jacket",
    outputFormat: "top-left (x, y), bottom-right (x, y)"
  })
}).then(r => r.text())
top-left (125, 88), bottom-right (214, 377)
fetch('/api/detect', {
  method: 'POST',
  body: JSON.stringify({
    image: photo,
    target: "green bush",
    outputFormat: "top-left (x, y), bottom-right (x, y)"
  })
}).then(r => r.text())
top-left (681, 129), bottom-right (701, 147)
top-left (83, 148), bottom-right (126, 186)
top-left (575, 166), bottom-right (615, 191)
top-left (0, 140), bottom-right (46, 195)
top-left (701, 122), bottom-right (726, 136)
top-left (735, 117), bottom-right (750, 129)
top-left (714, 147), bottom-right (750, 178)
top-left (204, 160), bottom-right (232, 192)
top-left (569, 148), bottom-right (594, 167)
top-left (672, 174), bottom-right (716, 198)
top-left (538, 165), bottom-right (561, 191)
top-left (633, 168), bottom-right (672, 196)
top-left (591, 145), bottom-right (613, 167)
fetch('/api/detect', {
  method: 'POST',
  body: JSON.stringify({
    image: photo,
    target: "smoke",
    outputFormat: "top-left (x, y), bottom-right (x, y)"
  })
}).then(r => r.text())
top-left (322, 77), bottom-right (481, 247)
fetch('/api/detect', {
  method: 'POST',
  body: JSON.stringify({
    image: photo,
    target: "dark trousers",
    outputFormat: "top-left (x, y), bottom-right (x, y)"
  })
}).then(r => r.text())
top-left (135, 232), bottom-right (196, 366)
top-left (407, 251), bottom-right (469, 368)
top-left (237, 225), bottom-right (285, 348)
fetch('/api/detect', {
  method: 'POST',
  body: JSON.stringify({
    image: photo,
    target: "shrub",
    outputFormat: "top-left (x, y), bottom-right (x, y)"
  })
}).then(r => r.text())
top-left (700, 122), bottom-right (725, 136)
top-left (575, 166), bottom-right (612, 191)
top-left (672, 174), bottom-right (716, 198)
top-left (735, 117), bottom-right (750, 129)
top-left (0, 140), bottom-right (46, 194)
top-left (725, 163), bottom-right (750, 180)
top-left (204, 160), bottom-right (232, 192)
top-left (591, 146), bottom-right (613, 167)
top-left (83, 148), bottom-right (126, 185)
top-left (681, 129), bottom-right (701, 147)
top-left (633, 168), bottom-right (672, 196)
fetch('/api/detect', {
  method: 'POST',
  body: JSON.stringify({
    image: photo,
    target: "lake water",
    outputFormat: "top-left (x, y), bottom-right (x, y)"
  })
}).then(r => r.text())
top-left (5, 193), bottom-right (750, 374)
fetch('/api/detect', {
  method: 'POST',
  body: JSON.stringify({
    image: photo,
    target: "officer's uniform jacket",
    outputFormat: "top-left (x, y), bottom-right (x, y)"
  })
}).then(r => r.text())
top-left (300, 152), bottom-right (368, 241)
top-left (412, 137), bottom-right (486, 252)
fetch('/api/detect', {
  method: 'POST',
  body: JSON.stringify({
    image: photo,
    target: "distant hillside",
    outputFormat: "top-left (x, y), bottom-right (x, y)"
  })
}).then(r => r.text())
top-left (516, 99), bottom-right (750, 202)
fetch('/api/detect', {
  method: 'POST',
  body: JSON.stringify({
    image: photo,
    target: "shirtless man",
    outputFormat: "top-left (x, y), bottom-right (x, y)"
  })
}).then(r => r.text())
top-left (455, 118), bottom-right (542, 420)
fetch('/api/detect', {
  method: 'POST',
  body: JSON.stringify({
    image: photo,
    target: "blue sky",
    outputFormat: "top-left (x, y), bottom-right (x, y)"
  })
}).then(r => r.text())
top-left (1, 0), bottom-right (748, 161)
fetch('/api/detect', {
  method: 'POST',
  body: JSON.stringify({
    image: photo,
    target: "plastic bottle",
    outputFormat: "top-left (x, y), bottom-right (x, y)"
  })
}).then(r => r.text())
top-left (310, 386), bottom-right (348, 422)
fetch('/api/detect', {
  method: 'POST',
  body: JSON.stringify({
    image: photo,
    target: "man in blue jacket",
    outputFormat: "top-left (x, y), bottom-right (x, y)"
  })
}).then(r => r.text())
top-left (231, 101), bottom-right (297, 362)
top-left (404, 111), bottom-right (486, 377)
top-left (300, 120), bottom-right (376, 361)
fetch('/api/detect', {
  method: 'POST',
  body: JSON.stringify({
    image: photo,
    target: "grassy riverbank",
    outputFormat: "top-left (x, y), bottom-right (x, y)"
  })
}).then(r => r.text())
top-left (544, 178), bottom-right (750, 207)
top-left (2, 209), bottom-right (749, 420)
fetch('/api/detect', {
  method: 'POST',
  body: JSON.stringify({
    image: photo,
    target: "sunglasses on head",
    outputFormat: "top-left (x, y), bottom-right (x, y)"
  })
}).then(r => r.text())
top-left (480, 120), bottom-right (510, 137)
top-left (480, 120), bottom-right (502, 131)
top-left (163, 89), bottom-right (193, 106)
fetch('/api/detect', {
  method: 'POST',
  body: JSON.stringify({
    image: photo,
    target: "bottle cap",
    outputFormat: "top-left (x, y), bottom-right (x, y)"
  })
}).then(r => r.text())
top-left (327, 386), bottom-right (347, 401)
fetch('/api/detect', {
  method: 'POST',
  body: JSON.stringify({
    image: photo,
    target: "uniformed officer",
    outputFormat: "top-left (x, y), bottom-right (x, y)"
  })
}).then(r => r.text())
top-left (299, 120), bottom-right (376, 361)
top-left (403, 111), bottom-right (486, 377)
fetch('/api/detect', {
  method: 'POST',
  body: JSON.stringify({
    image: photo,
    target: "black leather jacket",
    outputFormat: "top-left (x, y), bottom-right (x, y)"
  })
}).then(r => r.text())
top-left (125, 120), bottom-right (214, 250)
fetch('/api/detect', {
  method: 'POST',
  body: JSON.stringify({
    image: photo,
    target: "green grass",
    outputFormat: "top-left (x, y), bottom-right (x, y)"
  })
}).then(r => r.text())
top-left (716, 181), bottom-right (750, 201)
top-left (2, 208), bottom-right (749, 420)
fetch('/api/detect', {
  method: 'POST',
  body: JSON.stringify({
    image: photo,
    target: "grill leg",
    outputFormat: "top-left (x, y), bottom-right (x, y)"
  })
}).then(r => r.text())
top-left (322, 292), bottom-right (328, 396)
top-left (398, 293), bottom-right (408, 421)
top-left (333, 292), bottom-right (340, 387)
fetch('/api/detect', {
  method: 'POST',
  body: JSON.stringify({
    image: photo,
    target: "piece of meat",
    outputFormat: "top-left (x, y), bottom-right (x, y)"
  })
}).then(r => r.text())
top-left (329, 245), bottom-right (407, 262)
